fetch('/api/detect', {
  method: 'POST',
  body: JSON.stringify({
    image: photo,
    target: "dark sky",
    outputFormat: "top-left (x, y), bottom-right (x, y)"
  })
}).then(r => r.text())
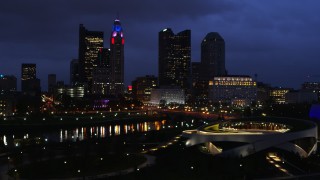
top-left (1, 0), bottom-right (320, 90)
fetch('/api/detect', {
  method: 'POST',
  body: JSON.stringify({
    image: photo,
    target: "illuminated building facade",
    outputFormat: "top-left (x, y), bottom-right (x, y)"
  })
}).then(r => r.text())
top-left (209, 75), bottom-right (257, 106)
top-left (55, 85), bottom-right (85, 98)
top-left (132, 75), bottom-right (158, 103)
top-left (92, 48), bottom-right (112, 95)
top-left (158, 28), bottom-right (191, 89)
top-left (269, 88), bottom-right (291, 104)
top-left (110, 19), bottom-right (125, 95)
top-left (150, 87), bottom-right (185, 105)
top-left (78, 24), bottom-right (104, 93)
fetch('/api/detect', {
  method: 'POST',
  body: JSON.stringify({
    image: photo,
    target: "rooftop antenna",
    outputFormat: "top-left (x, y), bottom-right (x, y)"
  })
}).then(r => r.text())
top-left (116, 12), bottom-right (120, 20)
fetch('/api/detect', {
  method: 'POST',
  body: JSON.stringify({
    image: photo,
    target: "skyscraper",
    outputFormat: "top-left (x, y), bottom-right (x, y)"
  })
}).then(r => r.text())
top-left (158, 28), bottom-right (191, 89)
top-left (201, 32), bottom-right (226, 80)
top-left (110, 19), bottom-right (125, 95)
top-left (78, 24), bottom-right (104, 93)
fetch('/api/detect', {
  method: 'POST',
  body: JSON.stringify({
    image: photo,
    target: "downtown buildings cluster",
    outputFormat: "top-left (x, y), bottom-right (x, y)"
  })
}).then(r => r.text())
top-left (0, 19), bottom-right (320, 116)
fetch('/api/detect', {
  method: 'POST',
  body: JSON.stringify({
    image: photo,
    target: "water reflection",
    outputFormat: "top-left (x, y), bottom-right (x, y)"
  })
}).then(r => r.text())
top-left (58, 121), bottom-right (167, 142)
top-left (1, 119), bottom-right (197, 147)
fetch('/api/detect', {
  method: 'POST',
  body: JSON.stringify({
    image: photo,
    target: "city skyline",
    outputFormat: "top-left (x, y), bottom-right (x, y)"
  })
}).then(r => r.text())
top-left (1, 0), bottom-right (320, 90)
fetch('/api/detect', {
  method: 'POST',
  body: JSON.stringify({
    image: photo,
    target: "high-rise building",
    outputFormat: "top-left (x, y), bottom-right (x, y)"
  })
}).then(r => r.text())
top-left (78, 24), bottom-right (104, 93)
top-left (70, 59), bottom-right (80, 86)
top-left (92, 48), bottom-right (112, 95)
top-left (201, 32), bottom-right (226, 80)
top-left (158, 28), bottom-right (191, 89)
top-left (110, 19), bottom-right (125, 95)
top-left (48, 74), bottom-right (56, 94)
top-left (132, 75), bottom-right (158, 103)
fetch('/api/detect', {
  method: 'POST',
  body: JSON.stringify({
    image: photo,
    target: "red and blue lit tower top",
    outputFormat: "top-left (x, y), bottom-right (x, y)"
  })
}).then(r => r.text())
top-left (111, 19), bottom-right (124, 45)
top-left (110, 18), bottom-right (125, 95)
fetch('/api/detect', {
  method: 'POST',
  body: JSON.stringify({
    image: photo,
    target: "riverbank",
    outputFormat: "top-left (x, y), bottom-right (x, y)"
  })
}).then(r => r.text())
top-left (0, 113), bottom-right (165, 129)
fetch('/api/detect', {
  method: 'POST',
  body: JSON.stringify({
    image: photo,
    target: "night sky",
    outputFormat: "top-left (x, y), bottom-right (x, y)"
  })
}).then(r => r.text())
top-left (1, 0), bottom-right (320, 90)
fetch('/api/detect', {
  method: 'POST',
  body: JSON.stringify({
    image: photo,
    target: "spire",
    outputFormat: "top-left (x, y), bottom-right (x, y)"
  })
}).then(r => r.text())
top-left (116, 12), bottom-right (120, 20)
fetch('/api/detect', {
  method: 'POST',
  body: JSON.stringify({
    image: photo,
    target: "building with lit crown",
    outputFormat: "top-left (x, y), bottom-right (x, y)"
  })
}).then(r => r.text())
top-left (110, 19), bottom-right (125, 95)
top-left (209, 75), bottom-right (257, 106)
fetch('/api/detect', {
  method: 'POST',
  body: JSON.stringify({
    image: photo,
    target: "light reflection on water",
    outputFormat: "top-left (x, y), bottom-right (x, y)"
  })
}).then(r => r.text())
top-left (1, 119), bottom-right (195, 146)
top-left (59, 121), bottom-right (165, 142)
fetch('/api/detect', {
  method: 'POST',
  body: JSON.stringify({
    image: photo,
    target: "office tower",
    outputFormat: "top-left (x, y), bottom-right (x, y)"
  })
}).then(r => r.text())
top-left (92, 48), bottom-right (112, 95)
top-left (70, 59), bottom-right (80, 86)
top-left (110, 19), bottom-right (125, 95)
top-left (132, 75), bottom-right (158, 103)
top-left (158, 28), bottom-right (191, 89)
top-left (78, 24), bottom-right (104, 93)
top-left (201, 32), bottom-right (226, 80)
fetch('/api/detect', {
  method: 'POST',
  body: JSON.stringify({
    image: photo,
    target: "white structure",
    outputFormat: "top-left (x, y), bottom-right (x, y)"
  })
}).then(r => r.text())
top-left (149, 87), bottom-right (185, 105)
top-left (183, 117), bottom-right (317, 158)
